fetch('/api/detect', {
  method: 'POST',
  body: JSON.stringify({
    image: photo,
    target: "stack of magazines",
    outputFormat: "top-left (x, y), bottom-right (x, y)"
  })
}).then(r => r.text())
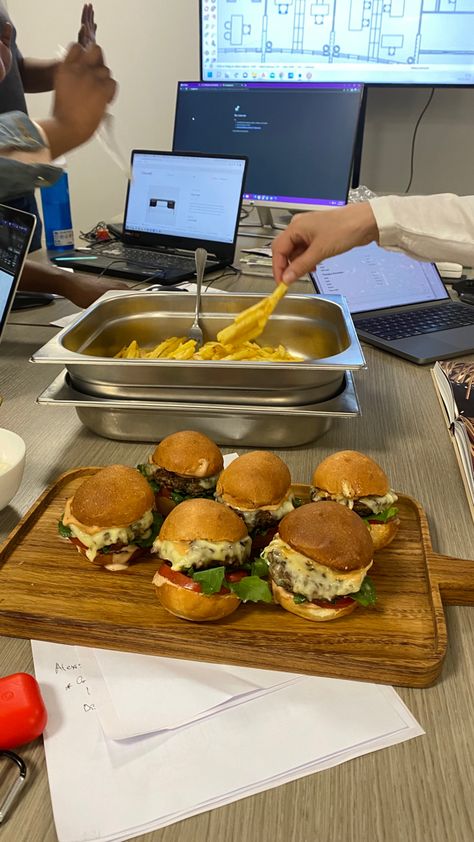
top-left (432, 360), bottom-right (474, 520)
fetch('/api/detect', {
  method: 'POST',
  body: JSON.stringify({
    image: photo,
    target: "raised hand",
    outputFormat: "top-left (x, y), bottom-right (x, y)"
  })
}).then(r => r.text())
top-left (78, 3), bottom-right (97, 48)
top-left (43, 42), bottom-right (117, 158)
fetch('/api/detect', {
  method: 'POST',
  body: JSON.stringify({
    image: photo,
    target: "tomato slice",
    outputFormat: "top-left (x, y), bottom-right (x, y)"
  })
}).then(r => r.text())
top-left (225, 570), bottom-right (249, 583)
top-left (69, 536), bottom-right (87, 550)
top-left (158, 563), bottom-right (202, 592)
top-left (311, 595), bottom-right (355, 609)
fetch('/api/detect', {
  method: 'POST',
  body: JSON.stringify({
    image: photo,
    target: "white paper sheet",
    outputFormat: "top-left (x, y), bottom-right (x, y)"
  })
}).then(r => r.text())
top-left (80, 647), bottom-right (298, 739)
top-left (32, 641), bottom-right (424, 842)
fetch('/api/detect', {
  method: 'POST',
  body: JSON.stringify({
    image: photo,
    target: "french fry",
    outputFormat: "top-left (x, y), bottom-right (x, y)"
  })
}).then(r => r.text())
top-left (216, 283), bottom-right (288, 346)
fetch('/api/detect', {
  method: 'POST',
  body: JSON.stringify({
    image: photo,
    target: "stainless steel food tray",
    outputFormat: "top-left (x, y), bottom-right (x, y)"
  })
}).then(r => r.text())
top-left (31, 291), bottom-right (365, 406)
top-left (37, 370), bottom-right (360, 448)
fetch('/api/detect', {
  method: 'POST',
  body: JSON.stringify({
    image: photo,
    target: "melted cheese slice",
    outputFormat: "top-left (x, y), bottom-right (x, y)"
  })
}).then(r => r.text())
top-left (310, 488), bottom-right (398, 515)
top-left (262, 535), bottom-right (372, 602)
top-left (152, 536), bottom-right (252, 571)
top-left (215, 492), bottom-right (295, 528)
top-left (63, 498), bottom-right (153, 563)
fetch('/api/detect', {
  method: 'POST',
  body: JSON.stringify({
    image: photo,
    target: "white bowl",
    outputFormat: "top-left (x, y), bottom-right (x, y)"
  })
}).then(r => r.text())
top-left (0, 428), bottom-right (26, 511)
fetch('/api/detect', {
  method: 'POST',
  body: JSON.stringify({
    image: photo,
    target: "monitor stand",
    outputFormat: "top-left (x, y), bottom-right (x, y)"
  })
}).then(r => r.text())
top-left (11, 291), bottom-right (55, 311)
top-left (256, 206), bottom-right (287, 231)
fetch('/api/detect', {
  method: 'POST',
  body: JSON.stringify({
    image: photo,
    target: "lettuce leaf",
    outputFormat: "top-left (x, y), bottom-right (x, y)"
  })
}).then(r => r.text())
top-left (351, 576), bottom-right (377, 607)
top-left (250, 558), bottom-right (269, 578)
top-left (228, 576), bottom-right (273, 603)
top-left (365, 506), bottom-right (398, 523)
top-left (58, 519), bottom-right (72, 538)
top-left (192, 566), bottom-right (226, 595)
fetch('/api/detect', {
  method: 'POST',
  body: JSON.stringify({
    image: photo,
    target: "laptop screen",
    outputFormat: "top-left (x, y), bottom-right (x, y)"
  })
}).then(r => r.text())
top-left (0, 204), bottom-right (36, 343)
top-left (124, 151), bottom-right (247, 245)
top-left (311, 242), bottom-right (450, 314)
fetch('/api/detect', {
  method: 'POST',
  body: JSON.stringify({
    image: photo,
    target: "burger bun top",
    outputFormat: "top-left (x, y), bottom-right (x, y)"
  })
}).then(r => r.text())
top-left (312, 450), bottom-right (389, 498)
top-left (151, 431), bottom-right (223, 478)
top-left (71, 465), bottom-right (155, 528)
top-left (279, 501), bottom-right (373, 572)
top-left (159, 498), bottom-right (248, 544)
top-left (216, 450), bottom-right (291, 509)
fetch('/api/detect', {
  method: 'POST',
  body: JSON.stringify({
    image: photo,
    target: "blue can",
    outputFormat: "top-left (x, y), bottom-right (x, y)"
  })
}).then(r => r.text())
top-left (40, 171), bottom-right (74, 251)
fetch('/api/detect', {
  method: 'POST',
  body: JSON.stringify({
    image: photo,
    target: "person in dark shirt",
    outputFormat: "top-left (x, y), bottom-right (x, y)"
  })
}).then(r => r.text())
top-left (0, 3), bottom-right (98, 249)
top-left (0, 4), bottom-right (128, 307)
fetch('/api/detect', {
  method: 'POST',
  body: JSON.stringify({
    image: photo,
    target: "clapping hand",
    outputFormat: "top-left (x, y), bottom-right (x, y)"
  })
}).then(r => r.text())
top-left (78, 3), bottom-right (97, 48)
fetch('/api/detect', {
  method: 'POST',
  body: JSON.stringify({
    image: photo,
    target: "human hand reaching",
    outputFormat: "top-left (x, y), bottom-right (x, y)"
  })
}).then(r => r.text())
top-left (271, 203), bottom-right (379, 284)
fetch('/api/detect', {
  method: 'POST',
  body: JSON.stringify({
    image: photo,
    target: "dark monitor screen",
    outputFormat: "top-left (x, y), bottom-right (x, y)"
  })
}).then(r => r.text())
top-left (201, 1), bottom-right (474, 87)
top-left (173, 82), bottom-right (362, 210)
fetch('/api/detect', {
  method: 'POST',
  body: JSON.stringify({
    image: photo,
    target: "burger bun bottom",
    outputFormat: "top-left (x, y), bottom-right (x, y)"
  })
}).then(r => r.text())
top-left (73, 542), bottom-right (143, 572)
top-left (271, 581), bottom-right (357, 622)
top-left (154, 574), bottom-right (241, 622)
top-left (368, 518), bottom-right (400, 552)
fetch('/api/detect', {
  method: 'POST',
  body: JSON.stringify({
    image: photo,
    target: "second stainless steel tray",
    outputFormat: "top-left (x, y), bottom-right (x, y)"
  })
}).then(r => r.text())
top-left (31, 291), bottom-right (365, 405)
top-left (37, 370), bottom-right (361, 448)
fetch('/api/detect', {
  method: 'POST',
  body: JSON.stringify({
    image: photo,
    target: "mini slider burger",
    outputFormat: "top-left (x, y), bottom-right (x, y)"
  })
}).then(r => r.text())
top-left (262, 501), bottom-right (376, 621)
top-left (58, 464), bottom-right (160, 571)
top-left (215, 451), bottom-right (296, 556)
top-left (152, 498), bottom-right (272, 621)
top-left (311, 450), bottom-right (400, 551)
top-left (138, 430), bottom-right (224, 516)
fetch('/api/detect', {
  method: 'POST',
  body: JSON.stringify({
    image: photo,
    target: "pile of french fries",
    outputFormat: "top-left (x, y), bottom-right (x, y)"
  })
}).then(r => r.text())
top-left (115, 336), bottom-right (300, 361)
top-left (115, 284), bottom-right (299, 362)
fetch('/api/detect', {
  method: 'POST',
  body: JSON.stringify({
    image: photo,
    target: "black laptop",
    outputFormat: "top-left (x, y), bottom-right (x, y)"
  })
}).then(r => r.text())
top-left (311, 242), bottom-right (474, 365)
top-left (52, 150), bottom-right (248, 284)
top-left (0, 204), bottom-right (37, 342)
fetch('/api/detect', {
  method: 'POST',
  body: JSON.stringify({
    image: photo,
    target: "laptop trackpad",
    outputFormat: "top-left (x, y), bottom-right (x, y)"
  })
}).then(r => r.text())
top-left (395, 325), bottom-right (474, 363)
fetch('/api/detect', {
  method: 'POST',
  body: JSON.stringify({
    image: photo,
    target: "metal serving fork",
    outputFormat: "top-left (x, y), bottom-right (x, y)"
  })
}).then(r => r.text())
top-left (186, 247), bottom-right (207, 349)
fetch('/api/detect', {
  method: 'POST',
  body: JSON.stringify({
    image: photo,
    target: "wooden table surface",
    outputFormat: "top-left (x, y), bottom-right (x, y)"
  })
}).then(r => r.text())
top-left (1, 258), bottom-right (474, 842)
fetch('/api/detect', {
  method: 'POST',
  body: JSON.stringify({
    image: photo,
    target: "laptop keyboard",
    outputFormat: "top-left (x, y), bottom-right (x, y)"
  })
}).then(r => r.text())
top-left (354, 302), bottom-right (474, 341)
top-left (99, 244), bottom-right (197, 270)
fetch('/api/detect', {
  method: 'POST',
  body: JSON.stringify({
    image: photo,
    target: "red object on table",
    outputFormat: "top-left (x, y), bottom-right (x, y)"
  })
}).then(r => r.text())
top-left (0, 673), bottom-right (47, 749)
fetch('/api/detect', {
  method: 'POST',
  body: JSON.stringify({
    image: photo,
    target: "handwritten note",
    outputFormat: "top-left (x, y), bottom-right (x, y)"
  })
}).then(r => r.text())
top-left (33, 641), bottom-right (424, 842)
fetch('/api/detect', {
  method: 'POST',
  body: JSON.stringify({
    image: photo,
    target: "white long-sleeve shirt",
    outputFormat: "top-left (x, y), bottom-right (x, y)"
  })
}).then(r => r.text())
top-left (370, 194), bottom-right (474, 268)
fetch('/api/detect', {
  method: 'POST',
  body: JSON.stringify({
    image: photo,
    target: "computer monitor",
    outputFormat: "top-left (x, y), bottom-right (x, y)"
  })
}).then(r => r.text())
top-left (201, 1), bottom-right (474, 87)
top-left (173, 81), bottom-right (363, 226)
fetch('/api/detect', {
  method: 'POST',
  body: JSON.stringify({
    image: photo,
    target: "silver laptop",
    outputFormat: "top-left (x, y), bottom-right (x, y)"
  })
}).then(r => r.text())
top-left (0, 204), bottom-right (37, 343)
top-left (310, 242), bottom-right (474, 365)
top-left (52, 150), bottom-right (248, 284)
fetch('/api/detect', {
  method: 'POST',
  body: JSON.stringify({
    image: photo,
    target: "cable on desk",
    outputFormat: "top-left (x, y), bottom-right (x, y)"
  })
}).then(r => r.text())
top-left (204, 266), bottom-right (241, 293)
top-left (404, 87), bottom-right (435, 194)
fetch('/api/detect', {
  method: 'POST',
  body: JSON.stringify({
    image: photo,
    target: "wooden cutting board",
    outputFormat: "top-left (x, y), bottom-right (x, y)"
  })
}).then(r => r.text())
top-left (0, 467), bottom-right (473, 688)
